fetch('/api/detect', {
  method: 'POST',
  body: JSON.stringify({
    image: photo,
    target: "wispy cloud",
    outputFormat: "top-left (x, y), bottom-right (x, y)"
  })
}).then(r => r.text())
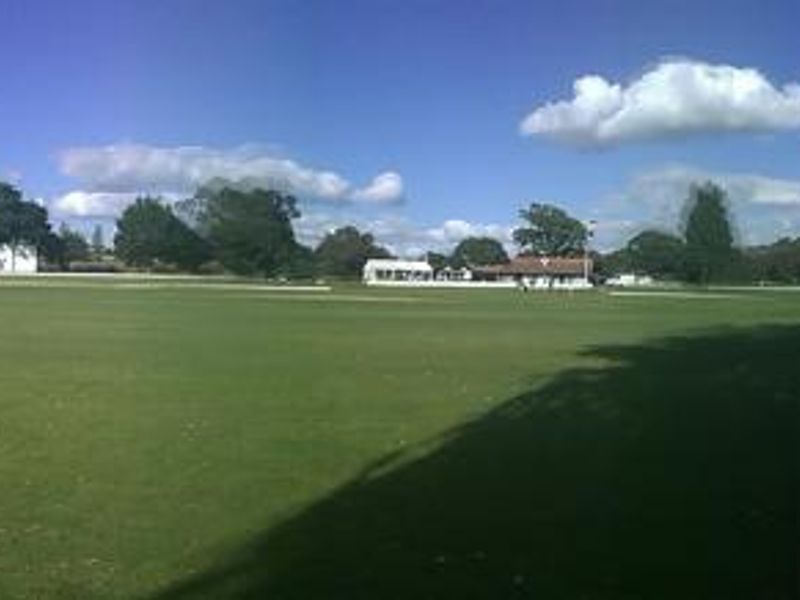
top-left (593, 166), bottom-right (800, 248)
top-left (53, 191), bottom-right (140, 218)
top-left (521, 59), bottom-right (800, 147)
top-left (54, 143), bottom-right (404, 217)
top-left (2, 168), bottom-right (23, 184)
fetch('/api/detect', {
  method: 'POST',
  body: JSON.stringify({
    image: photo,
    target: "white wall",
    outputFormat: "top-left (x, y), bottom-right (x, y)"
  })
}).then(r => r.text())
top-left (365, 279), bottom-right (516, 288)
top-left (0, 245), bottom-right (38, 274)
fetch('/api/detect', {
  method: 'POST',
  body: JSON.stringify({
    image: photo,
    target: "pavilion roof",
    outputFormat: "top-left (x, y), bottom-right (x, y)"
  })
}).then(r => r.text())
top-left (472, 256), bottom-right (590, 276)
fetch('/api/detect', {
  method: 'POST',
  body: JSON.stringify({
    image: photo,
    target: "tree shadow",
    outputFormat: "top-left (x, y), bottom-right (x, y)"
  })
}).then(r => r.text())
top-left (152, 326), bottom-right (799, 599)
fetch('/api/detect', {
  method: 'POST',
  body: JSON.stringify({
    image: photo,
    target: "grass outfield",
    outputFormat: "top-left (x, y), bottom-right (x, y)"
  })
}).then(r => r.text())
top-left (0, 280), bottom-right (797, 599)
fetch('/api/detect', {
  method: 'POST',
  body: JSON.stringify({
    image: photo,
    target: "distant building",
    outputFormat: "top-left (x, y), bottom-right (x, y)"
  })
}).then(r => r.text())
top-left (0, 244), bottom-right (38, 274)
top-left (362, 256), bottom-right (593, 290)
top-left (435, 266), bottom-right (472, 282)
top-left (472, 256), bottom-right (592, 290)
top-left (363, 259), bottom-right (433, 285)
top-left (605, 273), bottom-right (654, 287)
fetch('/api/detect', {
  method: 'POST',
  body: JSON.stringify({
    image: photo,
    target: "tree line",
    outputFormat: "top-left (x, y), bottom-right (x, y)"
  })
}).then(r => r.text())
top-left (116, 185), bottom-right (401, 278)
top-left (0, 180), bottom-right (581, 279)
top-left (595, 182), bottom-right (800, 284)
top-left (2, 178), bottom-right (800, 284)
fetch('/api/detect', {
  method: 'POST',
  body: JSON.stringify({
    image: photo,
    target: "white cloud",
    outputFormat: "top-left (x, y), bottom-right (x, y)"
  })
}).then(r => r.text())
top-left (724, 173), bottom-right (800, 206)
top-left (295, 212), bottom-right (514, 258)
top-left (351, 172), bottom-right (404, 203)
top-left (52, 191), bottom-right (139, 218)
top-left (56, 144), bottom-right (403, 217)
top-left (588, 218), bottom-right (639, 252)
top-left (521, 60), bottom-right (800, 146)
top-left (424, 219), bottom-right (513, 246)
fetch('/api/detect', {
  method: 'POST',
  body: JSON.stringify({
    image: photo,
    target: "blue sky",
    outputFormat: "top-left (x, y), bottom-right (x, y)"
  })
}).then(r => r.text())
top-left (2, 0), bottom-right (799, 253)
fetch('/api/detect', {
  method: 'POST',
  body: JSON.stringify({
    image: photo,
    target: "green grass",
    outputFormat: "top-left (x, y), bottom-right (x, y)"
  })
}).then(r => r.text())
top-left (0, 280), bottom-right (797, 599)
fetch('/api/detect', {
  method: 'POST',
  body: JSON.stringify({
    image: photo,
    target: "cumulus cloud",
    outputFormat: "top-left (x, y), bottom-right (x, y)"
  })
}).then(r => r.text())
top-left (520, 60), bottom-right (800, 146)
top-left (350, 172), bottom-right (404, 203)
top-left (55, 143), bottom-right (403, 217)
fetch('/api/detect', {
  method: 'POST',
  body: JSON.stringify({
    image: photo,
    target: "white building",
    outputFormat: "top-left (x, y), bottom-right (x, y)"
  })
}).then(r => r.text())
top-left (435, 266), bottom-right (473, 282)
top-left (606, 273), bottom-right (654, 287)
top-left (0, 244), bottom-right (38, 274)
top-left (363, 259), bottom-right (433, 285)
top-left (472, 256), bottom-right (593, 290)
top-left (362, 256), bottom-right (593, 290)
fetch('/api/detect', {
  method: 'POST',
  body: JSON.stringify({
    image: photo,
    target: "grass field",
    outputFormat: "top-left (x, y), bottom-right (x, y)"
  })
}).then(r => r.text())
top-left (1, 278), bottom-right (797, 599)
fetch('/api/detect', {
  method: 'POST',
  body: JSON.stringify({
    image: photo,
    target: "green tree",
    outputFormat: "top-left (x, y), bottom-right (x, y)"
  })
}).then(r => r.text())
top-left (625, 230), bottom-right (686, 278)
top-left (115, 197), bottom-right (173, 268)
top-left (450, 236), bottom-right (508, 267)
top-left (58, 224), bottom-right (91, 264)
top-left (425, 251), bottom-right (449, 272)
top-left (0, 182), bottom-right (52, 270)
top-left (746, 237), bottom-right (800, 283)
top-left (115, 197), bottom-right (210, 271)
top-left (681, 182), bottom-right (736, 283)
top-left (38, 231), bottom-right (65, 269)
top-left (513, 203), bottom-right (588, 256)
top-left (593, 249), bottom-right (633, 279)
top-left (165, 222), bottom-right (213, 272)
top-left (314, 226), bottom-right (392, 277)
top-left (284, 244), bottom-right (317, 280)
top-left (193, 186), bottom-right (300, 277)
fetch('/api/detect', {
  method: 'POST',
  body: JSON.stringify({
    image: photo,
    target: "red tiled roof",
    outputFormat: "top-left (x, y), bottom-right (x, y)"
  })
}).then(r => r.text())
top-left (473, 256), bottom-right (591, 276)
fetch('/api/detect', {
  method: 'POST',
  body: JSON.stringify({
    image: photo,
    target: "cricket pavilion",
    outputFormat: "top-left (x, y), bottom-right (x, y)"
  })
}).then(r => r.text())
top-left (363, 255), bottom-right (592, 290)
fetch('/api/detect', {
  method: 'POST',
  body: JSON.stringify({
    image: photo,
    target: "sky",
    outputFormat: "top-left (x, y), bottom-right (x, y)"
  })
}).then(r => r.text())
top-left (1, 0), bottom-right (799, 254)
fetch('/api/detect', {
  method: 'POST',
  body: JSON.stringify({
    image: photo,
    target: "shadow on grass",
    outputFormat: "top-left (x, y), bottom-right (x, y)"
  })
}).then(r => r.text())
top-left (153, 326), bottom-right (799, 599)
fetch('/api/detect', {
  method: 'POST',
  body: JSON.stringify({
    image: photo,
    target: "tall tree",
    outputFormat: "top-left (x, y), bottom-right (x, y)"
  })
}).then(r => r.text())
top-left (115, 197), bottom-right (173, 268)
top-left (625, 230), bottom-right (686, 278)
top-left (314, 226), bottom-right (391, 277)
top-left (513, 203), bottom-right (588, 257)
top-left (450, 236), bottom-right (508, 267)
top-left (0, 182), bottom-right (52, 270)
top-left (681, 182), bottom-right (736, 283)
top-left (115, 197), bottom-right (210, 271)
top-left (193, 186), bottom-right (300, 277)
